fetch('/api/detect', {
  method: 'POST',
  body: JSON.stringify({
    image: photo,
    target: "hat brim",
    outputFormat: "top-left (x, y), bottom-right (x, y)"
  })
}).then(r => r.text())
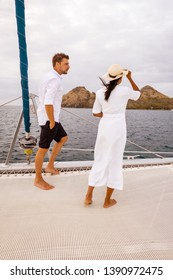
top-left (102, 70), bottom-right (128, 81)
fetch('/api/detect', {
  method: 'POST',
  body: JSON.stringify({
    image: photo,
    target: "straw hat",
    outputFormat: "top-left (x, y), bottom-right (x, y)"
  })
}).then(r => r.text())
top-left (102, 64), bottom-right (128, 81)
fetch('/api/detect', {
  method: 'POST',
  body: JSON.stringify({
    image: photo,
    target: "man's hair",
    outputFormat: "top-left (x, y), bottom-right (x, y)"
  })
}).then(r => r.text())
top-left (52, 53), bottom-right (69, 67)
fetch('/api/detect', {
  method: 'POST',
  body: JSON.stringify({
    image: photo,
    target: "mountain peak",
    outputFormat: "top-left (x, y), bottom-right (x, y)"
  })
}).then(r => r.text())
top-left (62, 85), bottom-right (173, 110)
top-left (141, 85), bottom-right (168, 99)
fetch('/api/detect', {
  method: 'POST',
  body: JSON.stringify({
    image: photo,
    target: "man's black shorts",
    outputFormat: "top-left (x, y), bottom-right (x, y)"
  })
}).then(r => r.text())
top-left (39, 121), bottom-right (67, 149)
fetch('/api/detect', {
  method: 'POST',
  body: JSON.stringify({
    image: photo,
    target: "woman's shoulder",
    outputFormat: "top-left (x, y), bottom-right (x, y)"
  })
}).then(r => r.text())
top-left (96, 87), bottom-right (104, 93)
top-left (96, 87), bottom-right (105, 96)
top-left (117, 85), bottom-right (129, 91)
top-left (115, 85), bottom-right (130, 95)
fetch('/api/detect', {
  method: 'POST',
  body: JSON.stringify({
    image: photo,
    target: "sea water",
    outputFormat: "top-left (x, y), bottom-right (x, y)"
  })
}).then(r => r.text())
top-left (0, 106), bottom-right (173, 163)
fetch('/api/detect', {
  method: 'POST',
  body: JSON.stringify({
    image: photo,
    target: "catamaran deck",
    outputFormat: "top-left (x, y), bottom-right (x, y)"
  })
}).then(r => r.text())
top-left (0, 163), bottom-right (173, 260)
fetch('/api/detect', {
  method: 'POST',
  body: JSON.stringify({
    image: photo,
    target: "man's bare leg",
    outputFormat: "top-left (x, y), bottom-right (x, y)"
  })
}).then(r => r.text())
top-left (45, 136), bottom-right (68, 175)
top-left (34, 147), bottom-right (54, 190)
top-left (103, 187), bottom-right (117, 208)
top-left (84, 186), bottom-right (94, 205)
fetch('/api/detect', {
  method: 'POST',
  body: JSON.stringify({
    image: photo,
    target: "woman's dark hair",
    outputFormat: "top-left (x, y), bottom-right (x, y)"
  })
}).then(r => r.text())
top-left (100, 77), bottom-right (121, 101)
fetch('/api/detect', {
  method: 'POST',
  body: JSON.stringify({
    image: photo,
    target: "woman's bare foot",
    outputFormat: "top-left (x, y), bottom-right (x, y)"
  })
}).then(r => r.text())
top-left (34, 178), bottom-right (55, 190)
top-left (84, 195), bottom-right (93, 205)
top-left (103, 199), bottom-right (117, 208)
top-left (45, 167), bottom-right (60, 175)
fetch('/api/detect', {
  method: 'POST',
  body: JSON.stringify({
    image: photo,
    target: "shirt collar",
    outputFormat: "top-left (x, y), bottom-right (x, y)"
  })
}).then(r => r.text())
top-left (52, 69), bottom-right (62, 79)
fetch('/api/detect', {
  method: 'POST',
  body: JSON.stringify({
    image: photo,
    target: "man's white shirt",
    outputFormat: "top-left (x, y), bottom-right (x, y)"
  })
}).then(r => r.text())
top-left (37, 69), bottom-right (63, 125)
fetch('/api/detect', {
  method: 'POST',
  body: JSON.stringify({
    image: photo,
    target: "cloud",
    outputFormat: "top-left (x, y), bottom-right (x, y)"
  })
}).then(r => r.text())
top-left (0, 0), bottom-right (173, 105)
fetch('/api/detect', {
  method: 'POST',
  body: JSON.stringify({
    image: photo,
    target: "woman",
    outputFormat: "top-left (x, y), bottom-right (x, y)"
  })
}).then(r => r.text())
top-left (84, 64), bottom-right (141, 208)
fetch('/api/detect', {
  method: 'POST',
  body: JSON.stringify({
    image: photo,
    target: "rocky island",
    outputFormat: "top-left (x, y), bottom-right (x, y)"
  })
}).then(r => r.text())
top-left (62, 85), bottom-right (173, 110)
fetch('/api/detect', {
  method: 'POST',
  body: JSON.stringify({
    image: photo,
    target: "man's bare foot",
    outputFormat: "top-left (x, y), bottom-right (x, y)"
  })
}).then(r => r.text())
top-left (103, 199), bottom-right (117, 208)
top-left (34, 179), bottom-right (55, 190)
top-left (45, 167), bottom-right (60, 175)
top-left (84, 195), bottom-right (93, 205)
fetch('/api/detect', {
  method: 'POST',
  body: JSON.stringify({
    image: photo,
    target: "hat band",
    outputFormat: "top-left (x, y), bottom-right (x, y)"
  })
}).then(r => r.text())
top-left (108, 72), bottom-right (123, 79)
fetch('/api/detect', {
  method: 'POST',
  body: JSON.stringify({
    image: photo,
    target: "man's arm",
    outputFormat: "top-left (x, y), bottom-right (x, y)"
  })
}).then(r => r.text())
top-left (45, 105), bottom-right (55, 129)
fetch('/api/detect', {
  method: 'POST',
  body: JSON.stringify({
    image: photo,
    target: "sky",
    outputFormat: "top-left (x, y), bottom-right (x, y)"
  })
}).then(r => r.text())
top-left (0, 0), bottom-right (173, 106)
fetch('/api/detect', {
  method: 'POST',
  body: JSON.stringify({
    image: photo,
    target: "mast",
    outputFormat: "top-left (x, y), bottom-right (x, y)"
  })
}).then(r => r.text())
top-left (15, 0), bottom-right (30, 135)
top-left (14, 0), bottom-right (37, 164)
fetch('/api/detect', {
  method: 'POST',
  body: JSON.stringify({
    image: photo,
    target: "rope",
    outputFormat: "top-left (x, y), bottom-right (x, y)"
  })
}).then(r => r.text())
top-left (61, 148), bottom-right (173, 155)
top-left (62, 147), bottom-right (94, 152)
top-left (127, 140), bottom-right (163, 158)
top-left (62, 108), bottom-right (164, 159)
top-left (62, 108), bottom-right (99, 127)
top-left (0, 97), bottom-right (22, 108)
top-left (15, 0), bottom-right (30, 133)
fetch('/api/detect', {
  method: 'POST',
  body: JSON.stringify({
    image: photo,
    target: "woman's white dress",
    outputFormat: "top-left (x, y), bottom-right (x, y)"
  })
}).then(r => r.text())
top-left (88, 85), bottom-right (140, 190)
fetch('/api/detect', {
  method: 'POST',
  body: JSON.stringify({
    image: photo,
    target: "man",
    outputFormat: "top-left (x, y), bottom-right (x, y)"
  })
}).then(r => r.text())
top-left (34, 53), bottom-right (70, 190)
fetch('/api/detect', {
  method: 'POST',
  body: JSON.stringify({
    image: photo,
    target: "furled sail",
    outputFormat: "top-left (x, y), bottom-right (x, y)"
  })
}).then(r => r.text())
top-left (15, 0), bottom-right (36, 163)
top-left (15, 0), bottom-right (30, 134)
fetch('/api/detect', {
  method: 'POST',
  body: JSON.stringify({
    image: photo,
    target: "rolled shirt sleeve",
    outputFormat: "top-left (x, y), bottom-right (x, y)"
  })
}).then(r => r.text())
top-left (128, 88), bottom-right (141, 101)
top-left (44, 78), bottom-right (60, 105)
top-left (92, 93), bottom-right (102, 114)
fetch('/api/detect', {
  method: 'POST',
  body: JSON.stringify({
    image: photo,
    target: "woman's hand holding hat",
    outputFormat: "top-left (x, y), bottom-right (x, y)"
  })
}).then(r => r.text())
top-left (126, 70), bottom-right (132, 79)
top-left (126, 70), bottom-right (140, 91)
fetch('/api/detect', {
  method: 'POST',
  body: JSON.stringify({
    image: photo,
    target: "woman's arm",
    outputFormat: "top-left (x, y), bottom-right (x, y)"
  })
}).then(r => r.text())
top-left (93, 112), bottom-right (103, 118)
top-left (126, 71), bottom-right (140, 91)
